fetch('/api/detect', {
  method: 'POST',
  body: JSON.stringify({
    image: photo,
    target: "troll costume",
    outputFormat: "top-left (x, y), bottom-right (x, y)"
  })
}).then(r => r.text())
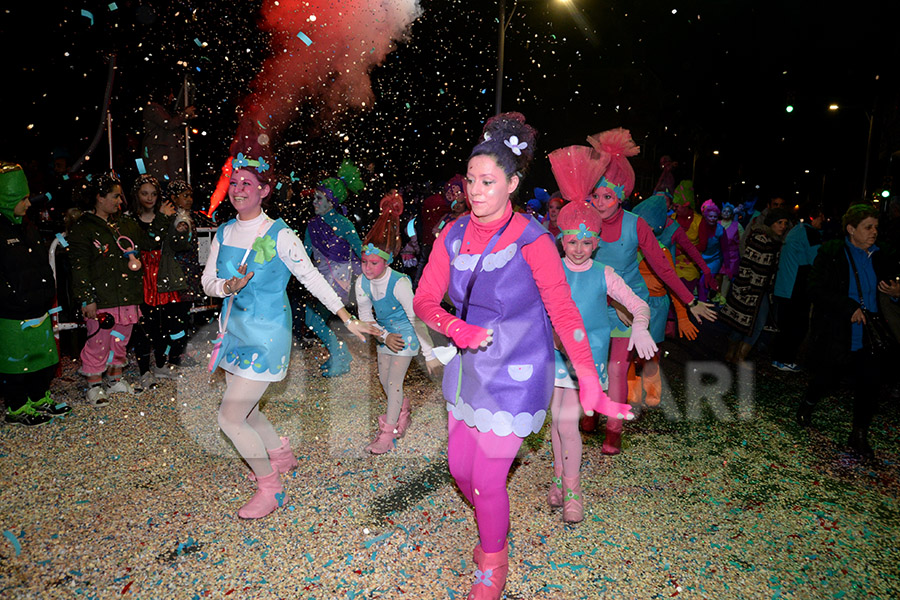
top-left (303, 160), bottom-right (365, 377)
top-left (547, 197), bottom-right (653, 523)
top-left (585, 129), bottom-right (704, 453)
top-left (415, 113), bottom-right (631, 600)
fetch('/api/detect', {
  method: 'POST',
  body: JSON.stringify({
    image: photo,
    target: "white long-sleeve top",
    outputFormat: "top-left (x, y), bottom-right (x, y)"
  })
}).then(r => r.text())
top-left (201, 212), bottom-right (344, 314)
top-left (355, 267), bottom-right (435, 361)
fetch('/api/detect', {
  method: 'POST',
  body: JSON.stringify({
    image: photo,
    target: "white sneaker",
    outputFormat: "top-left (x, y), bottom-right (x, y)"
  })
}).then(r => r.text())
top-left (86, 386), bottom-right (109, 406)
top-left (151, 365), bottom-right (180, 380)
top-left (105, 379), bottom-right (134, 395)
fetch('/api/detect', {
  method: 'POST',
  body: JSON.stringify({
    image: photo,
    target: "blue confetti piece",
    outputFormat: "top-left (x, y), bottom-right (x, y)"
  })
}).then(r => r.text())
top-left (81, 9), bottom-right (94, 26)
top-left (55, 233), bottom-right (69, 248)
top-left (49, 306), bottom-right (63, 315)
top-left (108, 2), bottom-right (118, 10)
top-left (169, 330), bottom-right (186, 340)
top-left (194, 37), bottom-right (203, 47)
top-left (107, 351), bottom-right (115, 364)
top-left (296, 31), bottom-right (313, 46)
top-left (406, 217), bottom-right (416, 238)
top-left (275, 182), bottom-right (283, 190)
top-left (3, 530), bottom-right (21, 556)
top-left (363, 530), bottom-right (395, 549)
top-left (109, 330), bottom-right (125, 341)
top-left (135, 158), bottom-right (146, 174)
top-left (21, 316), bottom-right (47, 329)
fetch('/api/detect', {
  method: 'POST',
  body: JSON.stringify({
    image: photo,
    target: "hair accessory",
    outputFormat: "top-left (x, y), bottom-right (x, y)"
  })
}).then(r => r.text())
top-left (559, 223), bottom-right (596, 240)
top-left (504, 135), bottom-right (528, 156)
top-left (596, 176), bottom-right (625, 199)
top-left (483, 132), bottom-right (492, 141)
top-left (232, 152), bottom-right (269, 173)
top-left (363, 242), bottom-right (392, 263)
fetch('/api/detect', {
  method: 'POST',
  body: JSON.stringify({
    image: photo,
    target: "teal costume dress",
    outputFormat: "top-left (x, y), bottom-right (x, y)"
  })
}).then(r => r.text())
top-left (594, 211), bottom-right (650, 336)
top-left (360, 270), bottom-right (420, 357)
top-left (213, 219), bottom-right (293, 381)
top-left (554, 261), bottom-right (611, 390)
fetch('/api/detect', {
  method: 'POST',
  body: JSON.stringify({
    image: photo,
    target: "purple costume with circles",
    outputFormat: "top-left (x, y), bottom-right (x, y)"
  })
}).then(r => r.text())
top-left (441, 216), bottom-right (554, 438)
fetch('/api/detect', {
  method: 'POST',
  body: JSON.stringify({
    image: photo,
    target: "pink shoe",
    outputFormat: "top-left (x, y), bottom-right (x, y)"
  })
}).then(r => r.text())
top-left (238, 470), bottom-right (285, 519)
top-left (396, 397), bottom-right (412, 437)
top-left (269, 436), bottom-right (299, 473)
top-left (467, 542), bottom-right (509, 600)
top-left (547, 462), bottom-right (563, 507)
top-left (248, 437), bottom-right (299, 481)
top-left (365, 415), bottom-right (399, 454)
top-left (562, 475), bottom-right (584, 523)
top-left (601, 418), bottom-right (623, 455)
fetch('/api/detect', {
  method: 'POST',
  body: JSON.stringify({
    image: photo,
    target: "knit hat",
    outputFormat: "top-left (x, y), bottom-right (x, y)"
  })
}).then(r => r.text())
top-left (631, 193), bottom-right (669, 236)
top-left (557, 200), bottom-right (602, 245)
top-left (764, 207), bottom-right (791, 227)
top-left (548, 145), bottom-right (605, 203)
top-left (586, 128), bottom-right (640, 199)
top-left (0, 162), bottom-right (29, 225)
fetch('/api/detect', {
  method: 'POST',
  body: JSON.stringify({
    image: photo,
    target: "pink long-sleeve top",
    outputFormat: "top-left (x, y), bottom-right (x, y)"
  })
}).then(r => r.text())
top-left (600, 208), bottom-right (696, 305)
top-left (672, 226), bottom-right (713, 279)
top-left (414, 203), bottom-right (598, 381)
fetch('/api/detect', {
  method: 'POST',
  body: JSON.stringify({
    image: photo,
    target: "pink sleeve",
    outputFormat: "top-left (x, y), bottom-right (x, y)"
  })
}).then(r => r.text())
top-left (604, 266), bottom-right (651, 331)
top-left (412, 226), bottom-right (456, 336)
top-left (521, 235), bottom-right (597, 381)
top-left (672, 227), bottom-right (713, 278)
top-left (637, 219), bottom-right (695, 305)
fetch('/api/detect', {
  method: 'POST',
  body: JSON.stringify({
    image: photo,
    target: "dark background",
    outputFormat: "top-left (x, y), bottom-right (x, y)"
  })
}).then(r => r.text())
top-left (4, 0), bottom-right (900, 217)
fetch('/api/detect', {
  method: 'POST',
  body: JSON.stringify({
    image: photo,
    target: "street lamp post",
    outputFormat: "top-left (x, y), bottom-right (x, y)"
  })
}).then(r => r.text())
top-left (495, 1), bottom-right (518, 115)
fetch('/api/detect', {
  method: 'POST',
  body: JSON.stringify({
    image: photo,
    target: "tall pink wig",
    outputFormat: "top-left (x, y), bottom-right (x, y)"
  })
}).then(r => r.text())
top-left (586, 128), bottom-right (640, 199)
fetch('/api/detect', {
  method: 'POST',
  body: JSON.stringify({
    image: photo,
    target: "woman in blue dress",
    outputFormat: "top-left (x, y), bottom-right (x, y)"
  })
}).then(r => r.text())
top-left (201, 150), bottom-right (376, 519)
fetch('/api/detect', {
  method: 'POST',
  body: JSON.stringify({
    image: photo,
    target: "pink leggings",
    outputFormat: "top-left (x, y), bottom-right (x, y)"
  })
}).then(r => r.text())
top-left (606, 337), bottom-right (633, 435)
top-left (447, 416), bottom-right (522, 553)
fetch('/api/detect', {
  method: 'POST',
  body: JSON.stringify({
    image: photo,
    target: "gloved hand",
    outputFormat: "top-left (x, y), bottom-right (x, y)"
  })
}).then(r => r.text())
top-left (578, 374), bottom-right (634, 420)
top-left (446, 318), bottom-right (493, 350)
top-left (705, 274), bottom-right (720, 293)
top-left (677, 314), bottom-right (698, 340)
top-left (627, 327), bottom-right (658, 361)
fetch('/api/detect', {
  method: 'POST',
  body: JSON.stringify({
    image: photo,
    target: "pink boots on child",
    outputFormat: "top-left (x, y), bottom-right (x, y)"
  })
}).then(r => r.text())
top-left (366, 398), bottom-right (412, 454)
top-left (547, 464), bottom-right (563, 507)
top-left (240, 437), bottom-right (297, 519)
top-left (468, 543), bottom-right (509, 600)
top-left (366, 415), bottom-right (399, 454)
top-left (562, 475), bottom-right (584, 523)
top-left (238, 470), bottom-right (285, 519)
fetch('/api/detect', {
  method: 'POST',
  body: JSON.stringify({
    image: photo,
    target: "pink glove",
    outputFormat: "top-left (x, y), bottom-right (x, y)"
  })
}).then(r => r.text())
top-left (446, 318), bottom-right (493, 350)
top-left (578, 375), bottom-right (634, 420)
top-left (627, 327), bottom-right (658, 361)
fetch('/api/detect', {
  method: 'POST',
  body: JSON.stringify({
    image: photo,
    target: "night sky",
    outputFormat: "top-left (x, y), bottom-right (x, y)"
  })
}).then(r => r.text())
top-left (4, 0), bottom-right (900, 216)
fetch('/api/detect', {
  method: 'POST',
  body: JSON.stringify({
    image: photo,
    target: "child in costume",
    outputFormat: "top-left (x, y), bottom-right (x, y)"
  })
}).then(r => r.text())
top-left (0, 162), bottom-right (70, 425)
top-left (69, 172), bottom-right (163, 405)
top-left (303, 160), bottom-right (365, 377)
top-left (547, 198), bottom-right (655, 523)
top-left (697, 199), bottom-right (725, 302)
top-left (414, 113), bottom-right (632, 600)
top-left (628, 194), bottom-right (700, 409)
top-left (584, 129), bottom-right (717, 453)
top-left (357, 191), bottom-right (439, 454)
top-left (202, 149), bottom-right (375, 519)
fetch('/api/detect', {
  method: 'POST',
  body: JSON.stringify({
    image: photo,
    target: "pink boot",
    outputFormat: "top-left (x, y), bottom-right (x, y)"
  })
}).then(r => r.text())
top-left (467, 542), bottom-right (509, 600)
top-left (365, 415), bottom-right (399, 454)
top-left (601, 417), bottom-right (623, 455)
top-left (547, 464), bottom-right (563, 508)
top-left (396, 397), bottom-right (412, 437)
top-left (562, 475), bottom-right (584, 523)
top-left (248, 436), bottom-right (298, 481)
top-left (269, 436), bottom-right (299, 473)
top-left (238, 470), bottom-right (285, 519)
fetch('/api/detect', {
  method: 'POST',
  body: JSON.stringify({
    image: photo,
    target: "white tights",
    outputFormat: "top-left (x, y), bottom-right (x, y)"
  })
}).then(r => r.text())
top-left (217, 372), bottom-right (281, 477)
top-left (377, 354), bottom-right (412, 424)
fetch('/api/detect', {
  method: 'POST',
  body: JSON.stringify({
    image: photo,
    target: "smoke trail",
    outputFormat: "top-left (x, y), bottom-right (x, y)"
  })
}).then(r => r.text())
top-left (232, 0), bottom-right (422, 155)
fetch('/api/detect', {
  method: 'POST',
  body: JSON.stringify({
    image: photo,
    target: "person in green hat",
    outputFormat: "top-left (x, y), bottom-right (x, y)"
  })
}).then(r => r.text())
top-left (0, 162), bottom-right (71, 425)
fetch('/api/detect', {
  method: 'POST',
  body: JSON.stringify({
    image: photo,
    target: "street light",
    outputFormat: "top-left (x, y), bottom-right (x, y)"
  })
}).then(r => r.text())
top-left (828, 103), bottom-right (875, 202)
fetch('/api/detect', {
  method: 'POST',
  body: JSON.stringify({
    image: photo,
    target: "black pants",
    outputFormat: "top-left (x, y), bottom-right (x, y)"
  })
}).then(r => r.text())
top-left (1, 364), bottom-right (57, 412)
top-left (804, 348), bottom-right (883, 431)
top-left (131, 302), bottom-right (190, 373)
top-left (772, 296), bottom-right (811, 364)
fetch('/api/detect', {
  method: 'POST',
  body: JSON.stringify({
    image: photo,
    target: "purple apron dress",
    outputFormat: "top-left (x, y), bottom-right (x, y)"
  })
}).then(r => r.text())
top-left (441, 215), bottom-right (554, 438)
